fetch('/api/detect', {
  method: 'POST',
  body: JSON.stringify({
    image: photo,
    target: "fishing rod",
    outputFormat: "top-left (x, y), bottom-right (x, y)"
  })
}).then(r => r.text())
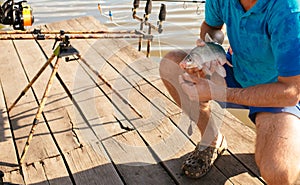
top-left (140, 0), bottom-right (205, 3)
top-left (0, 28), bottom-right (153, 40)
top-left (132, 0), bottom-right (166, 57)
top-left (0, 29), bottom-right (137, 35)
top-left (140, 0), bottom-right (205, 14)
top-left (0, 34), bottom-right (146, 40)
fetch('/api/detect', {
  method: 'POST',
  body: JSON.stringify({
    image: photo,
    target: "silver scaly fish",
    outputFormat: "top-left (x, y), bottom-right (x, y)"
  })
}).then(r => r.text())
top-left (180, 33), bottom-right (232, 78)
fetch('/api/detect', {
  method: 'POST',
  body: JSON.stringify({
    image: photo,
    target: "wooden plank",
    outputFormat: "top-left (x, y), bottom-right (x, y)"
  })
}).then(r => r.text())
top-left (216, 151), bottom-right (263, 185)
top-left (103, 131), bottom-right (176, 185)
top-left (0, 38), bottom-right (72, 184)
top-left (39, 17), bottom-right (134, 142)
top-left (87, 33), bottom-right (260, 184)
top-left (36, 17), bottom-right (125, 184)
top-left (36, 16), bottom-right (262, 184)
top-left (23, 162), bottom-right (48, 185)
top-left (65, 145), bottom-right (123, 185)
top-left (42, 17), bottom-right (176, 184)
top-left (69, 17), bottom-right (232, 184)
top-left (12, 39), bottom-right (75, 184)
top-left (101, 37), bottom-right (264, 183)
top-left (82, 39), bottom-right (230, 184)
top-left (0, 40), bottom-right (59, 164)
top-left (42, 156), bottom-right (73, 185)
top-left (2, 170), bottom-right (24, 185)
top-left (0, 81), bottom-right (24, 185)
top-left (210, 102), bottom-right (263, 179)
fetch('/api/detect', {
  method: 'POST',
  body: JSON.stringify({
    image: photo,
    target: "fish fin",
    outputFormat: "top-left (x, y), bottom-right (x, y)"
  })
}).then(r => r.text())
top-left (204, 33), bottom-right (214, 42)
top-left (202, 66), bottom-right (212, 77)
top-left (226, 60), bottom-right (233, 67)
top-left (215, 65), bottom-right (227, 77)
top-left (218, 58), bottom-right (233, 67)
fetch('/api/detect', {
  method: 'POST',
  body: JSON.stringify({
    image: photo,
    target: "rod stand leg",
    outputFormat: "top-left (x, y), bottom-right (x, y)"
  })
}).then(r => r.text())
top-left (8, 54), bottom-right (56, 113)
top-left (19, 57), bottom-right (61, 164)
top-left (0, 170), bottom-right (3, 185)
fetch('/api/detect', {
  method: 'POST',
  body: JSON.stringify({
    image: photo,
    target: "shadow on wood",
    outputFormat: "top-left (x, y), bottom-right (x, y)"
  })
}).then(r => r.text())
top-left (7, 153), bottom-right (260, 185)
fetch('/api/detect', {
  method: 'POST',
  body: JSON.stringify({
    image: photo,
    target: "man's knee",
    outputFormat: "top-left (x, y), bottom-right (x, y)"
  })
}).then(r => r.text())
top-left (258, 157), bottom-right (299, 185)
top-left (159, 49), bottom-right (188, 85)
top-left (159, 49), bottom-right (187, 74)
top-left (255, 112), bottom-right (300, 184)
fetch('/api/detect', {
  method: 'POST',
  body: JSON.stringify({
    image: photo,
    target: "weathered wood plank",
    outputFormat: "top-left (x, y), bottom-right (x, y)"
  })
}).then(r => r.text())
top-left (70, 17), bottom-right (232, 184)
top-left (65, 145), bottom-right (123, 185)
top-left (36, 17), bottom-right (126, 184)
top-left (44, 16), bottom-right (179, 184)
top-left (210, 102), bottom-right (263, 179)
top-left (216, 151), bottom-right (263, 185)
top-left (0, 40), bottom-right (59, 163)
top-left (84, 31), bottom-right (260, 184)
top-left (39, 17), bottom-right (134, 143)
top-left (98, 36), bottom-right (264, 183)
top-left (22, 162), bottom-right (48, 185)
top-left (12, 39), bottom-right (75, 184)
top-left (42, 156), bottom-right (73, 185)
top-left (103, 131), bottom-right (176, 185)
top-left (2, 170), bottom-right (24, 185)
top-left (0, 81), bottom-right (24, 184)
top-left (0, 15), bottom-right (268, 184)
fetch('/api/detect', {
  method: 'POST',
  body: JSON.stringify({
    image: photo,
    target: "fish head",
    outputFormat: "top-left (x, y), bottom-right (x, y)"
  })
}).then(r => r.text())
top-left (180, 52), bottom-right (203, 70)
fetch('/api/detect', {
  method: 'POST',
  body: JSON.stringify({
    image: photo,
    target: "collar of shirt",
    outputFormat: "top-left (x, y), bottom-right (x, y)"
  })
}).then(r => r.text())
top-left (234, 0), bottom-right (269, 15)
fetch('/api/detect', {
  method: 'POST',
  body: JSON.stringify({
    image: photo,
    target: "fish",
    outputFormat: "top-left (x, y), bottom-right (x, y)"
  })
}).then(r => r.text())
top-left (180, 34), bottom-right (232, 78)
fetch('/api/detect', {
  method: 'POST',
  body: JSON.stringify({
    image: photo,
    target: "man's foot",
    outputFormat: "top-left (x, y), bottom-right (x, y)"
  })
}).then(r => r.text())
top-left (181, 135), bottom-right (228, 178)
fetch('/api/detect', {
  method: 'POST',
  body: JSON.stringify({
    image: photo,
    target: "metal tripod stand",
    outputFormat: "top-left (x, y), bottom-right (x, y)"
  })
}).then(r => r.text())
top-left (8, 35), bottom-right (79, 164)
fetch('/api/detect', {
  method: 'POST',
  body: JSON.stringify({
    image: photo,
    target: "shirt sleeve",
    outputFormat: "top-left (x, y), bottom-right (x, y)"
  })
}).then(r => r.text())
top-left (269, 1), bottom-right (300, 77)
top-left (205, 0), bottom-right (224, 27)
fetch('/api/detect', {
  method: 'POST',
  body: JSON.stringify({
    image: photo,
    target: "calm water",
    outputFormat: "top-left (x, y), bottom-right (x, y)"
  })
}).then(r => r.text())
top-left (29, 0), bottom-right (207, 59)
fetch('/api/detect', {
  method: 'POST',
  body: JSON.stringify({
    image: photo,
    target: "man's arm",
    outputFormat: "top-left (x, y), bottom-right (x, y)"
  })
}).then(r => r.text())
top-left (200, 21), bottom-right (224, 44)
top-left (224, 75), bottom-right (300, 107)
top-left (179, 68), bottom-right (300, 108)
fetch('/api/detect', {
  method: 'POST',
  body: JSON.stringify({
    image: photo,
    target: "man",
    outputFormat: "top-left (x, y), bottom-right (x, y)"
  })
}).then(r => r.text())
top-left (159, 0), bottom-right (300, 184)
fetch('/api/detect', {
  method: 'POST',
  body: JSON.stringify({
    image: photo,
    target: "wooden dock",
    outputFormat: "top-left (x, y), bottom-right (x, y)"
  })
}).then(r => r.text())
top-left (0, 16), bottom-right (266, 185)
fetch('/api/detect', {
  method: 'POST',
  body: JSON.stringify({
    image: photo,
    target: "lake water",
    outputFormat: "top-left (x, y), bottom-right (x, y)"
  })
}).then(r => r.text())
top-left (29, 0), bottom-right (207, 59)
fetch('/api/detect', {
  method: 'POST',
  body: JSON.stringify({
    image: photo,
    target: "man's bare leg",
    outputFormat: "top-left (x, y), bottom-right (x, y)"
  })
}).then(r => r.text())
top-left (159, 50), bottom-right (222, 146)
top-left (255, 112), bottom-right (300, 185)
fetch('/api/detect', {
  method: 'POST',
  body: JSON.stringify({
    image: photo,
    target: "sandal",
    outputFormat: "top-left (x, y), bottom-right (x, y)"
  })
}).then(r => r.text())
top-left (181, 136), bottom-right (228, 178)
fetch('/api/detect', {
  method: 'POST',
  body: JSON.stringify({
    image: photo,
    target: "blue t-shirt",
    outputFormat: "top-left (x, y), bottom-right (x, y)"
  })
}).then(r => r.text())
top-left (205, 0), bottom-right (300, 87)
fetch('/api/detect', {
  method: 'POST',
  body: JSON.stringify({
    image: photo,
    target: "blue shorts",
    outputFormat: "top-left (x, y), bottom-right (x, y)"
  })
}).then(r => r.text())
top-left (219, 51), bottom-right (300, 123)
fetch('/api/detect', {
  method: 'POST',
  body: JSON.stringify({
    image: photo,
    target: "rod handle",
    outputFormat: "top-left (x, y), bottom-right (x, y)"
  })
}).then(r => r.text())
top-left (145, 0), bottom-right (152, 16)
top-left (133, 0), bottom-right (140, 9)
top-left (159, 4), bottom-right (166, 22)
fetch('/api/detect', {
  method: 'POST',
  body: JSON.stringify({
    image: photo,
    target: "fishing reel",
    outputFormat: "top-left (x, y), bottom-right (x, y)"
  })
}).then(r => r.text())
top-left (0, 0), bottom-right (34, 30)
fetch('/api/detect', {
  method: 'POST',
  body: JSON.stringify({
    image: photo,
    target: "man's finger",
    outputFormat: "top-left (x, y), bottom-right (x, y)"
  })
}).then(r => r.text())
top-left (178, 75), bottom-right (199, 101)
top-left (196, 39), bottom-right (206, 47)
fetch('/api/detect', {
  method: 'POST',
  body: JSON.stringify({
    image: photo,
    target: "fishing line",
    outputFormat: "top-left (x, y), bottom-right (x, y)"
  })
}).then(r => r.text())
top-left (157, 33), bottom-right (162, 59)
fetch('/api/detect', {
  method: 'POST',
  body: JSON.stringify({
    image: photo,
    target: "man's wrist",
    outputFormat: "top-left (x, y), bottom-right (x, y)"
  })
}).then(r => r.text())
top-left (210, 84), bottom-right (228, 102)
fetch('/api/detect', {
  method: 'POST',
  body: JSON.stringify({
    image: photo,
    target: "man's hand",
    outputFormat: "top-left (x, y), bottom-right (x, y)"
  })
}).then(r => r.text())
top-left (178, 73), bottom-right (211, 102)
top-left (196, 38), bottom-right (206, 47)
top-left (178, 72), bottom-right (227, 102)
